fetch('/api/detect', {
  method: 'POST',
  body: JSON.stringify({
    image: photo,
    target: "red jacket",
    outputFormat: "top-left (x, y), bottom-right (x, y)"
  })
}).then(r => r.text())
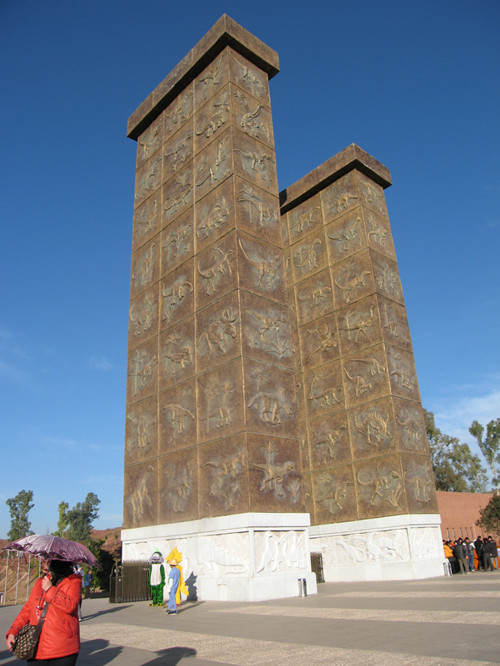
top-left (7, 574), bottom-right (81, 660)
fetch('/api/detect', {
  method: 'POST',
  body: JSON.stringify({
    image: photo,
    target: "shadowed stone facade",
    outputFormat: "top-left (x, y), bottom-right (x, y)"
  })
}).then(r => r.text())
top-left (122, 15), bottom-right (443, 597)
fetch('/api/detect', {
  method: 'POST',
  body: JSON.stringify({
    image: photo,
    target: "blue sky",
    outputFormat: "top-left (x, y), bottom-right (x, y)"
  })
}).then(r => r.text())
top-left (1, 0), bottom-right (498, 537)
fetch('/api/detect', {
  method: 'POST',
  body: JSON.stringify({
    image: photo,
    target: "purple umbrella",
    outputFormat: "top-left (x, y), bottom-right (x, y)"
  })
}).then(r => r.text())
top-left (2, 534), bottom-right (99, 567)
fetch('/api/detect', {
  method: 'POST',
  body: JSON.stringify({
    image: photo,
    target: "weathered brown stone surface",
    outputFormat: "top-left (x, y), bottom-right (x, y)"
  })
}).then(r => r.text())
top-left (123, 15), bottom-right (437, 530)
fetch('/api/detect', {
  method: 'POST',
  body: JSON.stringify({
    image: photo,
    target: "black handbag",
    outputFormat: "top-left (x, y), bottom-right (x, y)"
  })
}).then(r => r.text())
top-left (12, 602), bottom-right (49, 660)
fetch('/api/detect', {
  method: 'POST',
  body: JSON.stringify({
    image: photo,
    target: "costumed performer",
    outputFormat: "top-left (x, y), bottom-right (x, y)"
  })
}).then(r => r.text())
top-left (165, 547), bottom-right (188, 614)
top-left (149, 551), bottom-right (165, 607)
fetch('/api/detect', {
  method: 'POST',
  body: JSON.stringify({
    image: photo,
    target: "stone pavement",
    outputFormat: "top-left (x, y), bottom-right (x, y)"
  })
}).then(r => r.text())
top-left (1, 572), bottom-right (500, 665)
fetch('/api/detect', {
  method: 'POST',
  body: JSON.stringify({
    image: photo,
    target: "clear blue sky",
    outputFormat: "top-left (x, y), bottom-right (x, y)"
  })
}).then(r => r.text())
top-left (1, 0), bottom-right (498, 537)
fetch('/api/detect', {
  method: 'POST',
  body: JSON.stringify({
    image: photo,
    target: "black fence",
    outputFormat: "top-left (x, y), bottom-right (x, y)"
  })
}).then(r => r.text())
top-left (310, 552), bottom-right (324, 583)
top-left (109, 561), bottom-right (150, 603)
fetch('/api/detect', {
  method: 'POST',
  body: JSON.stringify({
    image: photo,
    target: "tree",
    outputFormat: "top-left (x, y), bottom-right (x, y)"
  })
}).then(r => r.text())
top-left (63, 493), bottom-right (101, 543)
top-left (469, 419), bottom-right (500, 490)
top-left (425, 410), bottom-right (488, 492)
top-left (477, 494), bottom-right (500, 535)
top-left (6, 490), bottom-right (34, 541)
top-left (54, 501), bottom-right (69, 537)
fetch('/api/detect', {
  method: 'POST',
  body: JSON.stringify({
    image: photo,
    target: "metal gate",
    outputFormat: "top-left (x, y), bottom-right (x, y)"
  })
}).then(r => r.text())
top-left (109, 561), bottom-right (150, 603)
top-left (310, 552), bottom-right (324, 583)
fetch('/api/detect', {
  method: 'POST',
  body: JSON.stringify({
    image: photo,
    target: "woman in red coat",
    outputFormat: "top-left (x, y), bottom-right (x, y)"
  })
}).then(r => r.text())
top-left (5, 558), bottom-right (81, 664)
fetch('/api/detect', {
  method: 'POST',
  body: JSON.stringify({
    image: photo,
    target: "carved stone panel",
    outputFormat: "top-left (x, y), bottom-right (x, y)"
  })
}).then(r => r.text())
top-left (130, 237), bottom-right (159, 298)
top-left (133, 192), bottom-right (161, 251)
top-left (197, 358), bottom-right (244, 444)
top-left (291, 228), bottom-right (328, 282)
top-left (337, 294), bottom-right (382, 357)
top-left (379, 295), bottom-right (412, 352)
top-left (312, 464), bottom-right (357, 524)
top-left (135, 154), bottom-right (162, 208)
top-left (355, 455), bottom-right (407, 519)
top-left (309, 411), bottom-right (351, 469)
top-left (241, 291), bottom-right (294, 368)
top-left (371, 251), bottom-right (404, 304)
top-left (305, 360), bottom-right (345, 419)
top-left (364, 209), bottom-right (396, 259)
top-left (237, 233), bottom-right (286, 302)
top-left (287, 194), bottom-right (323, 245)
top-left (160, 207), bottom-right (194, 277)
top-left (321, 171), bottom-right (359, 224)
top-left (295, 269), bottom-right (334, 326)
top-left (232, 85), bottom-right (274, 150)
top-left (235, 176), bottom-right (281, 247)
top-left (163, 85), bottom-right (194, 140)
top-left (159, 378), bottom-right (196, 455)
top-left (159, 315), bottom-right (195, 390)
top-left (163, 123), bottom-right (193, 183)
top-left (229, 49), bottom-right (270, 107)
top-left (195, 177), bottom-right (235, 254)
top-left (126, 337), bottom-right (158, 405)
top-left (331, 249), bottom-right (375, 308)
top-left (233, 131), bottom-right (277, 194)
top-left (158, 448), bottom-right (198, 524)
top-left (123, 460), bottom-right (158, 529)
top-left (247, 435), bottom-right (303, 512)
top-left (298, 311), bottom-right (339, 369)
top-left (137, 115), bottom-right (163, 169)
top-left (402, 454), bottom-right (438, 514)
top-left (196, 291), bottom-right (241, 375)
top-left (356, 171), bottom-right (388, 218)
top-left (194, 85), bottom-right (232, 155)
top-left (195, 130), bottom-right (232, 201)
top-left (387, 345), bottom-right (420, 401)
top-left (299, 424), bottom-right (310, 470)
top-left (393, 398), bottom-right (429, 454)
top-left (254, 529), bottom-right (309, 573)
top-left (199, 436), bottom-right (249, 516)
top-left (125, 395), bottom-right (158, 465)
top-left (194, 52), bottom-right (229, 109)
top-left (160, 259), bottom-right (194, 330)
top-left (162, 164), bottom-right (193, 225)
top-left (342, 344), bottom-right (390, 409)
top-left (348, 396), bottom-right (396, 460)
top-left (245, 361), bottom-right (297, 438)
top-left (326, 209), bottom-right (367, 264)
top-left (195, 233), bottom-right (237, 311)
top-left (128, 285), bottom-right (159, 348)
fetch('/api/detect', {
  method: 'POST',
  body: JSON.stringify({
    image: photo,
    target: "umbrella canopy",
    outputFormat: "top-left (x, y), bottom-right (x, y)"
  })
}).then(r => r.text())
top-left (2, 534), bottom-right (98, 567)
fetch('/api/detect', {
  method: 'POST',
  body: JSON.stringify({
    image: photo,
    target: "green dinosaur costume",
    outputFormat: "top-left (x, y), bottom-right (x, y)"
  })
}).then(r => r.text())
top-left (149, 551), bottom-right (165, 606)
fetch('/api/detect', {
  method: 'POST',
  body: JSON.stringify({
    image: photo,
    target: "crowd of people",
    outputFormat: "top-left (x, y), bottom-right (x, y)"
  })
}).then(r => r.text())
top-left (443, 535), bottom-right (499, 574)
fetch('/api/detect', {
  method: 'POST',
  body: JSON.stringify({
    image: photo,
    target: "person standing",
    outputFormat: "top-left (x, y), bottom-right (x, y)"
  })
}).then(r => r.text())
top-left (6, 558), bottom-right (81, 664)
top-left (475, 536), bottom-right (485, 570)
top-left (488, 536), bottom-right (499, 569)
top-left (464, 538), bottom-right (475, 572)
top-left (483, 538), bottom-right (494, 571)
top-left (453, 538), bottom-right (468, 574)
top-left (166, 559), bottom-right (180, 615)
top-left (83, 570), bottom-right (92, 599)
top-left (149, 551), bottom-right (165, 607)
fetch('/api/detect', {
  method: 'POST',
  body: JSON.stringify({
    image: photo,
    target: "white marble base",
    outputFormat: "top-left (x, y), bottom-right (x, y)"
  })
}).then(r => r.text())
top-left (122, 513), bottom-right (318, 602)
top-left (309, 514), bottom-right (444, 582)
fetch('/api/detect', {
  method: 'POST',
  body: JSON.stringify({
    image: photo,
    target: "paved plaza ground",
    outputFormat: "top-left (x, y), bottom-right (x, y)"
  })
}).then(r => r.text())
top-left (1, 572), bottom-right (500, 665)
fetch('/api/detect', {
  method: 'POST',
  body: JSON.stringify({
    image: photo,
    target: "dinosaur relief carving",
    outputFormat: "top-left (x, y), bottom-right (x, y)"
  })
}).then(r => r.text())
top-left (342, 306), bottom-right (376, 343)
top-left (361, 181), bottom-right (386, 214)
top-left (305, 323), bottom-right (337, 362)
top-left (205, 447), bottom-right (245, 510)
top-left (165, 90), bottom-right (193, 133)
top-left (367, 214), bottom-right (390, 248)
top-left (354, 407), bottom-right (392, 446)
top-left (312, 426), bottom-right (346, 466)
top-left (126, 412), bottom-right (155, 453)
top-left (235, 148), bottom-right (275, 187)
top-left (244, 308), bottom-right (291, 359)
top-left (162, 223), bottom-right (192, 266)
top-left (357, 465), bottom-right (402, 509)
top-left (197, 136), bottom-right (230, 188)
top-left (315, 473), bottom-right (352, 514)
top-left (128, 349), bottom-right (157, 397)
top-left (198, 57), bottom-right (223, 101)
top-left (138, 123), bottom-right (162, 162)
top-left (290, 207), bottom-right (320, 237)
top-left (328, 216), bottom-right (362, 253)
top-left (325, 190), bottom-right (359, 217)
top-left (198, 245), bottom-right (234, 296)
top-left (376, 263), bottom-right (401, 299)
top-left (344, 357), bottom-right (387, 398)
top-left (236, 61), bottom-right (266, 98)
top-left (162, 461), bottom-right (193, 513)
top-left (128, 465), bottom-right (154, 522)
top-left (196, 90), bottom-right (230, 138)
top-left (238, 184), bottom-right (278, 229)
top-left (389, 351), bottom-right (417, 393)
top-left (238, 239), bottom-right (281, 289)
top-left (198, 307), bottom-right (239, 355)
top-left (382, 302), bottom-right (410, 346)
top-left (294, 239), bottom-right (322, 276)
top-left (132, 243), bottom-right (156, 290)
top-left (234, 89), bottom-right (270, 141)
top-left (135, 156), bottom-right (162, 203)
top-left (250, 441), bottom-right (296, 499)
top-left (134, 198), bottom-right (158, 244)
top-left (404, 463), bottom-right (434, 504)
top-left (164, 133), bottom-right (192, 174)
top-left (197, 196), bottom-right (230, 239)
top-left (161, 277), bottom-right (193, 324)
top-left (308, 373), bottom-right (342, 409)
top-left (161, 403), bottom-right (195, 436)
top-left (161, 333), bottom-right (193, 374)
top-left (203, 378), bottom-right (237, 434)
top-left (164, 171), bottom-right (193, 221)
top-left (335, 268), bottom-right (371, 304)
top-left (130, 293), bottom-right (156, 338)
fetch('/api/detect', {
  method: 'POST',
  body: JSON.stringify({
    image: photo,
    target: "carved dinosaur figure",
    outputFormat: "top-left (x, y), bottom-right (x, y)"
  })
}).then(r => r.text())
top-left (328, 216), bottom-right (361, 252)
top-left (197, 247), bottom-right (234, 295)
top-left (250, 442), bottom-right (296, 497)
top-left (335, 270), bottom-right (371, 303)
top-left (344, 366), bottom-right (372, 397)
top-left (248, 386), bottom-right (292, 425)
top-left (355, 409), bottom-right (391, 444)
top-left (197, 197), bottom-right (229, 238)
top-left (195, 92), bottom-right (230, 138)
top-left (198, 307), bottom-right (239, 354)
top-left (357, 468), bottom-right (402, 508)
top-left (294, 239), bottom-right (322, 273)
top-left (132, 243), bottom-right (156, 287)
top-left (306, 322), bottom-right (337, 360)
top-left (238, 239), bottom-right (280, 288)
top-left (343, 306), bottom-right (375, 343)
top-left (162, 403), bottom-right (195, 435)
top-left (308, 374), bottom-right (342, 408)
top-left (198, 57), bottom-right (222, 94)
top-left (240, 104), bottom-right (267, 139)
top-left (298, 285), bottom-right (332, 307)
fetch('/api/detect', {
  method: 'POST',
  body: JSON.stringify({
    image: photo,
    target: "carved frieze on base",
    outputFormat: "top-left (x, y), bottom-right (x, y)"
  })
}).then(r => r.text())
top-left (121, 512), bottom-right (317, 602)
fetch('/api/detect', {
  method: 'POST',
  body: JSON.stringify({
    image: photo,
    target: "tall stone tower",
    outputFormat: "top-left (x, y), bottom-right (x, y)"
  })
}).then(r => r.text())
top-left (121, 16), bottom-right (443, 599)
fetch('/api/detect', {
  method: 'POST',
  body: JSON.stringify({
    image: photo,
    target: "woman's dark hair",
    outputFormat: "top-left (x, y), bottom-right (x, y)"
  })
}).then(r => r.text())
top-left (49, 560), bottom-right (75, 586)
